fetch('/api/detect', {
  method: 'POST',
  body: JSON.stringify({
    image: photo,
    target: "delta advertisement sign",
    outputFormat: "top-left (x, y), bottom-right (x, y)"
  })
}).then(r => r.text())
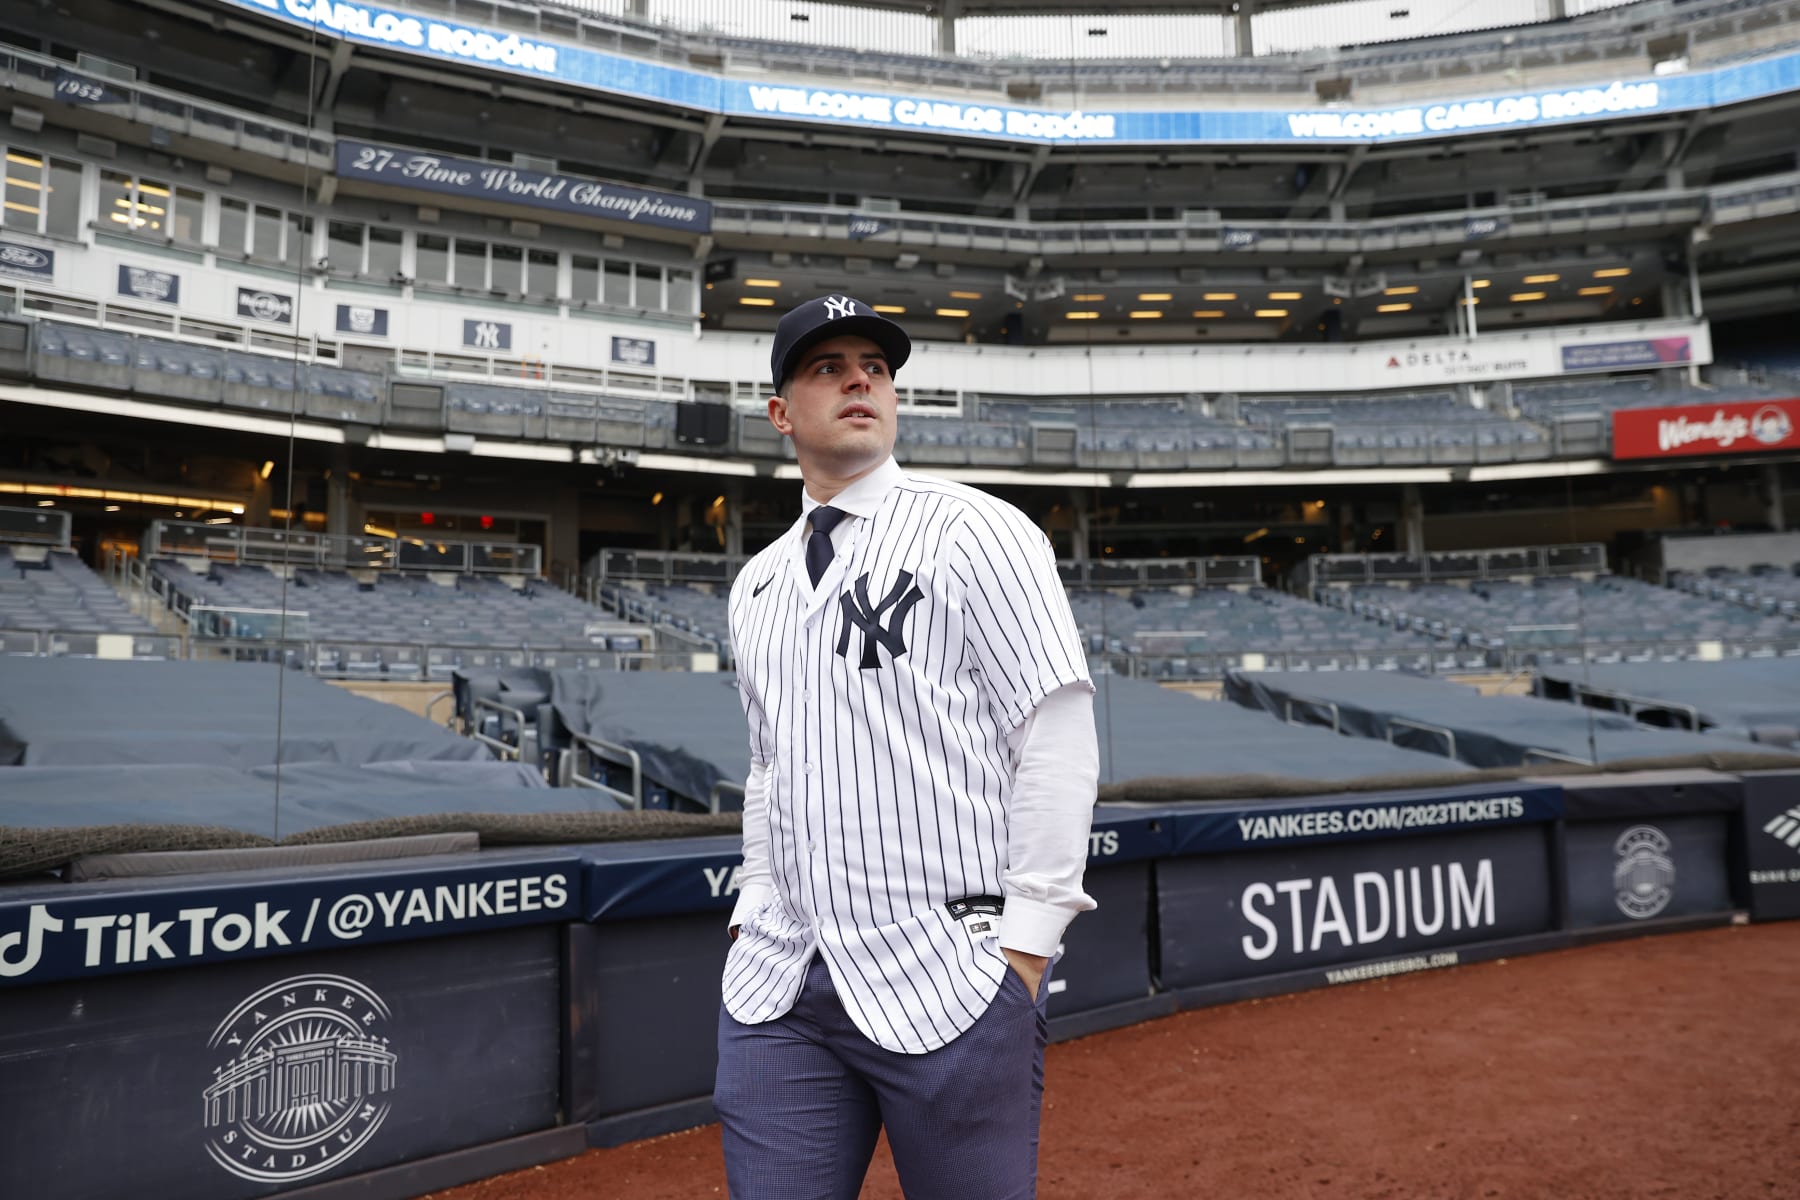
top-left (1613, 397), bottom-right (1800, 460)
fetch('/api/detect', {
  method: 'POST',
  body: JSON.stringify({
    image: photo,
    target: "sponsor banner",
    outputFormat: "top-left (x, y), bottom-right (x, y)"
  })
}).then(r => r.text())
top-left (336, 302), bottom-right (389, 337)
top-left (1158, 824), bottom-right (1554, 988)
top-left (582, 810), bottom-right (1170, 921)
top-left (336, 139), bottom-right (712, 234)
top-left (213, 0), bottom-right (1800, 145)
top-left (462, 318), bottom-right (511, 351)
top-left (236, 286), bottom-right (293, 324)
top-left (53, 68), bottom-right (123, 106)
top-left (1612, 396), bottom-right (1800, 460)
top-left (1562, 335), bottom-right (1693, 372)
top-left (0, 930), bottom-right (560, 1198)
top-left (1220, 226), bottom-right (1259, 251)
top-left (117, 264), bottom-right (180, 304)
top-left (1742, 773), bottom-right (1800, 921)
top-left (611, 335), bottom-right (655, 367)
top-left (1171, 782), bottom-right (1561, 855)
top-left (1380, 341), bottom-right (1543, 384)
top-left (1463, 214), bottom-right (1507, 240)
top-left (0, 855), bottom-right (582, 986)
top-left (0, 239), bottom-right (53, 279)
top-left (1562, 815), bottom-right (1733, 928)
top-left (847, 216), bottom-right (892, 241)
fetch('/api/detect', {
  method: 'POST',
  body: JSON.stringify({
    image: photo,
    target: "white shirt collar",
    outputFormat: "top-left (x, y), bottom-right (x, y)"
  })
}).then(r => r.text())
top-left (800, 456), bottom-right (903, 524)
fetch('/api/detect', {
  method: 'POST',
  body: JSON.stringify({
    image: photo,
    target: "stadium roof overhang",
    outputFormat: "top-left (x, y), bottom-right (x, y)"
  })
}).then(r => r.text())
top-left (767, 0), bottom-right (1354, 14)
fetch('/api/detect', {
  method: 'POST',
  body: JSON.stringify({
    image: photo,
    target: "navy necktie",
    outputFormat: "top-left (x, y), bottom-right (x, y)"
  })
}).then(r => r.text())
top-left (806, 506), bottom-right (847, 586)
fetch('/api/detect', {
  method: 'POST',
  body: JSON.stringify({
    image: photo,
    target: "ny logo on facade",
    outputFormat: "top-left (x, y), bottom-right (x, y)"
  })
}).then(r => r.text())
top-left (837, 570), bottom-right (924, 669)
top-left (823, 295), bottom-right (857, 320)
top-left (472, 322), bottom-right (501, 348)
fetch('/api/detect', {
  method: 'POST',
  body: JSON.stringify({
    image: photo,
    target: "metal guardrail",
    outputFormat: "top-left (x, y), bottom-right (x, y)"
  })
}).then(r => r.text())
top-left (0, 505), bottom-right (72, 548)
top-left (1060, 556), bottom-right (1263, 588)
top-left (1303, 544), bottom-right (1608, 588)
top-left (1091, 635), bottom-right (1800, 681)
top-left (714, 190), bottom-right (1710, 259)
top-left (595, 549), bottom-right (747, 586)
top-left (147, 520), bottom-right (544, 577)
top-left (0, 628), bottom-right (185, 659)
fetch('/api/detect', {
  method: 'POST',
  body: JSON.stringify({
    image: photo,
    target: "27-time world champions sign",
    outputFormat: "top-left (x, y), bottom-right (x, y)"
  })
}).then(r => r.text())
top-left (335, 140), bottom-right (712, 234)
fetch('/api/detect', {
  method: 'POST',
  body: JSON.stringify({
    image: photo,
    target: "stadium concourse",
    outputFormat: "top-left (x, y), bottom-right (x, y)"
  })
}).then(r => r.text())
top-left (7, 0), bottom-right (1800, 1195)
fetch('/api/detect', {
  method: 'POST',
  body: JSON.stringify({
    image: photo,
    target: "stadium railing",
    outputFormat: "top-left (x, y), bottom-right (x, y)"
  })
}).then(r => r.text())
top-left (144, 519), bottom-right (544, 577)
top-left (1299, 544), bottom-right (1609, 589)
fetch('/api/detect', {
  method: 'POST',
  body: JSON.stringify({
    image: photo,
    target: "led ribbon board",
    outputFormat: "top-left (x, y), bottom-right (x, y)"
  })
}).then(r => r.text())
top-left (217, 0), bottom-right (1800, 146)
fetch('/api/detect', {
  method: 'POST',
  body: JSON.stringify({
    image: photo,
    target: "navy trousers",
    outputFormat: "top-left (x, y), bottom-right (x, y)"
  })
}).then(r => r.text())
top-left (716, 954), bottom-right (1052, 1199)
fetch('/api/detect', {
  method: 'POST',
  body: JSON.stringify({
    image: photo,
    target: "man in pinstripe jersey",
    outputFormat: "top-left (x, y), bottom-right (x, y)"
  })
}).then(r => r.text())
top-left (714, 294), bottom-right (1100, 1199)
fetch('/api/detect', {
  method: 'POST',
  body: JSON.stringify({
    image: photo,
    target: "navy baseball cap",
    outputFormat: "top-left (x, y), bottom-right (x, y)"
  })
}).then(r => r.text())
top-left (770, 294), bottom-right (911, 393)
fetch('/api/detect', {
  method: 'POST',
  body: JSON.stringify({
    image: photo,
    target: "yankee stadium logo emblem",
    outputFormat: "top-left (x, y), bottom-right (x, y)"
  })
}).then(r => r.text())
top-left (823, 294), bottom-right (857, 320)
top-left (837, 570), bottom-right (924, 669)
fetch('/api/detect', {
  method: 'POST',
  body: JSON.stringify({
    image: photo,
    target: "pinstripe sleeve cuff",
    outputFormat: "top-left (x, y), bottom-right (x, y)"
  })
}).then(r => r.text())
top-left (996, 895), bottom-right (1077, 958)
top-left (728, 881), bottom-right (775, 932)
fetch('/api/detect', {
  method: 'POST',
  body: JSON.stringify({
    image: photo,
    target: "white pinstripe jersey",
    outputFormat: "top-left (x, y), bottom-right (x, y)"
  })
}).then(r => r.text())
top-left (722, 458), bottom-right (1091, 1053)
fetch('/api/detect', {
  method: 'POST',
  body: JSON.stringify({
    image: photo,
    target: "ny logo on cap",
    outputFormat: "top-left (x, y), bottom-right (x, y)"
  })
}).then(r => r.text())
top-left (823, 295), bottom-right (858, 320)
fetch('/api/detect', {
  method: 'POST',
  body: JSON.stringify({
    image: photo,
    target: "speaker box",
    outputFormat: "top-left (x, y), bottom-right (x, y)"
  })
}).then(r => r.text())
top-left (675, 404), bottom-right (731, 447)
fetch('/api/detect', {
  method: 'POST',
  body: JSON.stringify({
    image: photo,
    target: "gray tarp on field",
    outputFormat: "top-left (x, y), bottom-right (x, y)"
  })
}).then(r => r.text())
top-left (1224, 669), bottom-right (1786, 769)
top-left (545, 670), bottom-right (1469, 800)
top-left (1089, 675), bottom-right (1470, 782)
top-left (549, 670), bottom-right (751, 805)
top-left (1535, 659), bottom-right (1800, 742)
top-left (0, 658), bottom-right (490, 767)
top-left (0, 759), bottom-right (626, 839)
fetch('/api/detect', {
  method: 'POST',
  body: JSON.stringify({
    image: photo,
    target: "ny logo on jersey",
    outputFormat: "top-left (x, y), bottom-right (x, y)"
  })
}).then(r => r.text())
top-left (823, 295), bottom-right (857, 320)
top-left (837, 570), bottom-right (924, 669)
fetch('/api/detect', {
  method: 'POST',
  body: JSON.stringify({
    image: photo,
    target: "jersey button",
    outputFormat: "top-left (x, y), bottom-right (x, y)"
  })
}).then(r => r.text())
top-left (803, 762), bottom-right (816, 774)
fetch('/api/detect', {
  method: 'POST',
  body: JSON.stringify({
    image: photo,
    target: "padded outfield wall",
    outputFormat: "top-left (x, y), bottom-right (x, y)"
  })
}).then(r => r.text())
top-left (2, 770), bottom-right (1796, 1197)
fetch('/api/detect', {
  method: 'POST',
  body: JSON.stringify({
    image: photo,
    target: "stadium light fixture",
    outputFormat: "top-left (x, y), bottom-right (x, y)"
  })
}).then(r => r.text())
top-left (1268, 292), bottom-right (1302, 300)
top-left (36, 499), bottom-right (53, 507)
top-left (1192, 310), bottom-right (1226, 318)
top-left (744, 278), bottom-right (782, 288)
top-left (873, 305), bottom-right (907, 314)
top-left (1593, 267), bottom-right (1632, 278)
top-left (1137, 293), bottom-right (1173, 301)
top-left (1128, 310), bottom-right (1163, 319)
top-left (260, 460), bottom-right (275, 479)
top-left (1254, 309), bottom-right (1289, 318)
top-left (1066, 312), bottom-right (1100, 319)
top-left (1522, 273), bottom-right (1560, 284)
top-left (1073, 293), bottom-right (1105, 302)
top-left (949, 290), bottom-right (983, 300)
top-left (1578, 286), bottom-right (1614, 296)
top-left (104, 505), bottom-right (120, 512)
top-left (1244, 527), bottom-right (1269, 543)
top-left (935, 308), bottom-right (970, 318)
top-left (3, 201), bottom-right (39, 216)
top-left (1377, 303), bottom-right (1412, 313)
top-left (1383, 285), bottom-right (1420, 295)
top-left (1203, 292), bottom-right (1237, 301)
top-left (651, 492), bottom-right (664, 505)
top-left (1510, 291), bottom-right (1547, 301)
top-left (739, 297), bottom-right (776, 307)
top-left (1460, 297), bottom-right (1480, 306)
top-left (1471, 279), bottom-right (1491, 288)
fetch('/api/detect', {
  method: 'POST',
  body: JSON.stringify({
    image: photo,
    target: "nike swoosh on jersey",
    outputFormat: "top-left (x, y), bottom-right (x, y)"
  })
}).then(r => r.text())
top-left (752, 576), bottom-right (774, 597)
